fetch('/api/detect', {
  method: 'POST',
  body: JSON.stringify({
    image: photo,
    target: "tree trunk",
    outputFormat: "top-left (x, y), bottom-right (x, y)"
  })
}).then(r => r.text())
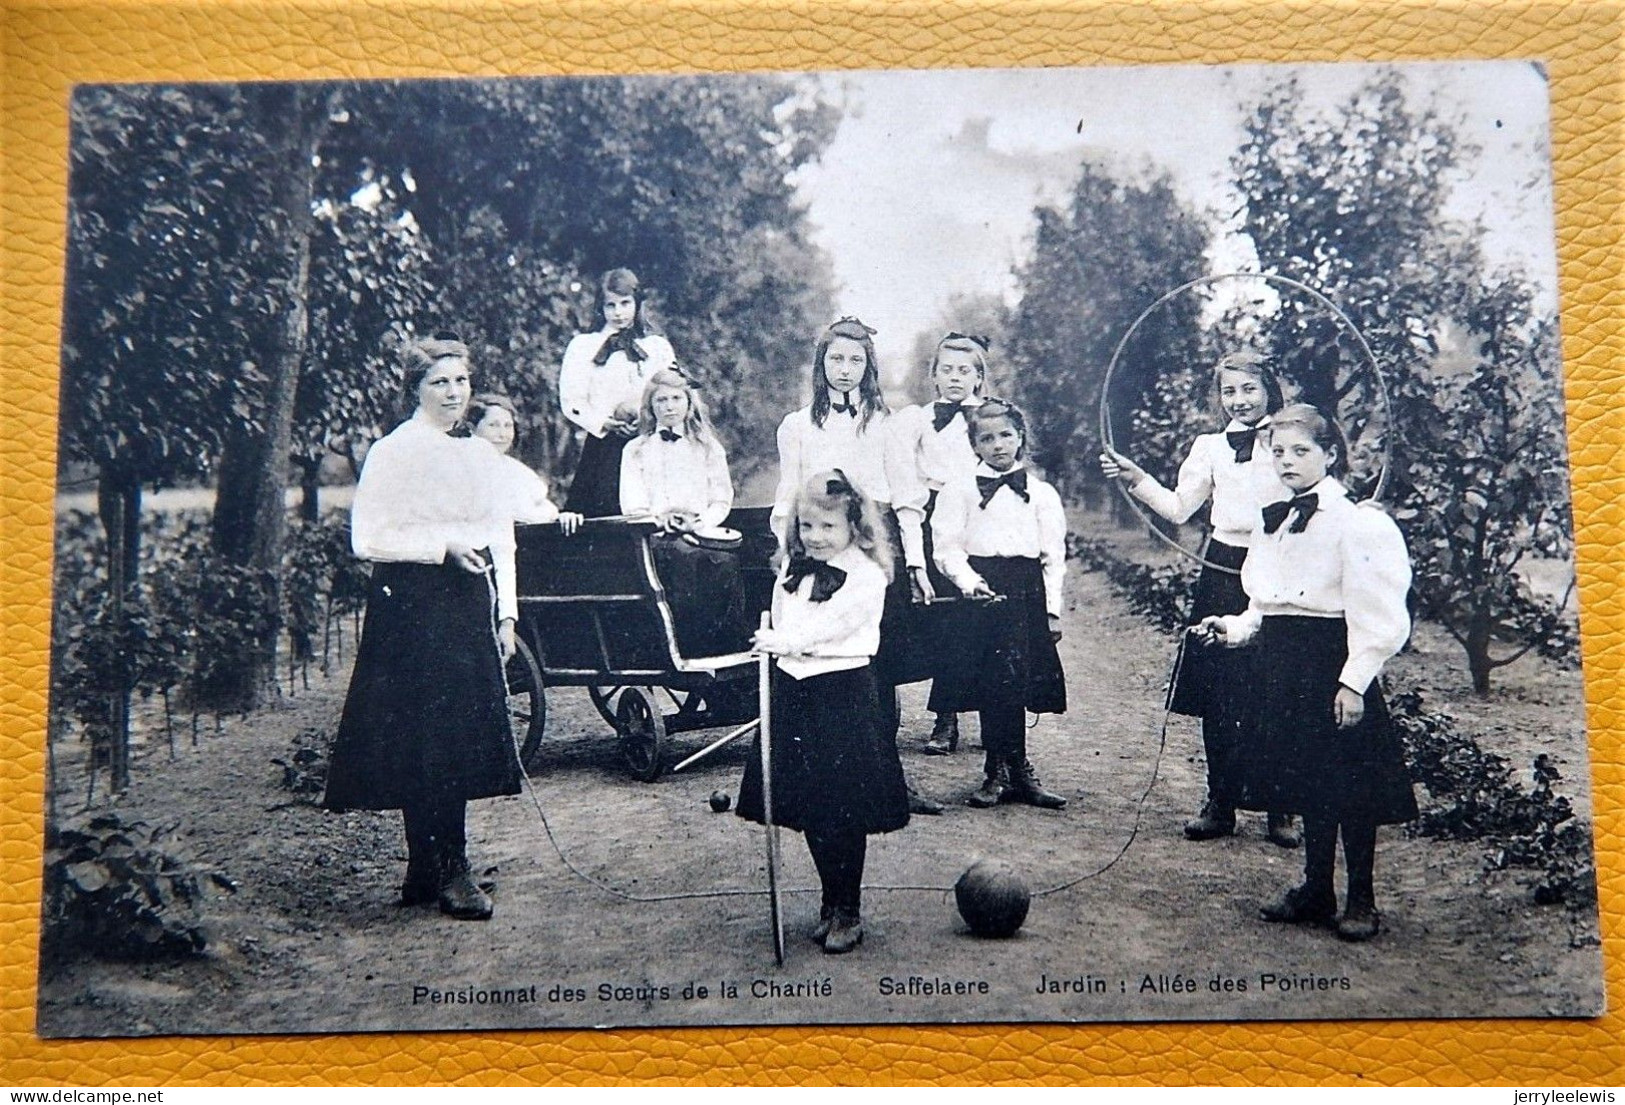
top-left (95, 465), bottom-right (141, 793)
top-left (1466, 608), bottom-right (1494, 696)
top-left (298, 457), bottom-right (322, 523)
top-left (204, 84), bottom-right (326, 713)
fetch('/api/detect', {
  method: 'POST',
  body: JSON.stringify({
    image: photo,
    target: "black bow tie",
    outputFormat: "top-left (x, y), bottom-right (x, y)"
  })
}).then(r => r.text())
top-left (1226, 427), bottom-right (1259, 464)
top-left (658, 428), bottom-right (681, 442)
top-left (783, 555), bottom-right (847, 603)
top-left (830, 395), bottom-right (858, 417)
top-left (1263, 492), bottom-right (1319, 535)
top-left (592, 328), bottom-right (646, 366)
top-left (976, 468), bottom-right (1029, 509)
top-left (932, 401), bottom-right (967, 433)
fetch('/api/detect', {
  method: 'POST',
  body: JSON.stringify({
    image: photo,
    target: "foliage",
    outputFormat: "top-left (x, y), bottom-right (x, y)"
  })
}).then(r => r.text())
top-left (902, 291), bottom-right (1013, 407)
top-left (42, 812), bottom-right (235, 962)
top-left (1232, 71), bottom-right (1576, 690)
top-left (1065, 533), bottom-right (1195, 635)
top-left (1003, 162), bottom-right (1212, 498)
top-left (1391, 692), bottom-right (1595, 907)
top-left (272, 727), bottom-right (331, 799)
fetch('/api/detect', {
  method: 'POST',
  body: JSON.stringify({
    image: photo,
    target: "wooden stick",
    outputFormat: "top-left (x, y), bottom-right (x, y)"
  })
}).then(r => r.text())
top-left (669, 719), bottom-right (758, 774)
top-left (758, 612), bottom-right (785, 966)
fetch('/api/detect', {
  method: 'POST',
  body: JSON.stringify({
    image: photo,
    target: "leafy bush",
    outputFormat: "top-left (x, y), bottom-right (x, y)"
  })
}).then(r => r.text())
top-left (1066, 533), bottom-right (1195, 635)
top-left (1392, 692), bottom-right (1595, 908)
top-left (42, 812), bottom-right (236, 962)
top-left (272, 726), bottom-right (330, 798)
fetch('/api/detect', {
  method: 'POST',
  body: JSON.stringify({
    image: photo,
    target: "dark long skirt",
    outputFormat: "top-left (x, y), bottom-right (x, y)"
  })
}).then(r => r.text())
top-left (872, 507), bottom-right (928, 687)
top-left (324, 559), bottom-right (522, 812)
top-left (652, 535), bottom-right (749, 658)
top-left (735, 665), bottom-right (910, 836)
top-left (927, 556), bottom-right (1066, 715)
top-left (1168, 539), bottom-right (1250, 717)
top-left (1240, 616), bottom-right (1418, 825)
top-left (563, 431), bottom-right (629, 517)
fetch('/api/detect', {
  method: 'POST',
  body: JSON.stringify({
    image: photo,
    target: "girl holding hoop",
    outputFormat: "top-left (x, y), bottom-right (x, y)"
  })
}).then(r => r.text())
top-left (1198, 404), bottom-right (1416, 941)
top-left (558, 268), bottom-right (677, 517)
top-left (890, 331), bottom-right (991, 755)
top-left (1099, 352), bottom-right (1299, 848)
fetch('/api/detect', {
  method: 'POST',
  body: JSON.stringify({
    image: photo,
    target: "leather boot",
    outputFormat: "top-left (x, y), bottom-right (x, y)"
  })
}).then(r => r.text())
top-left (923, 713), bottom-right (959, 755)
top-left (1183, 799), bottom-right (1237, 841)
top-left (907, 784), bottom-right (944, 816)
top-left (399, 854), bottom-right (441, 907)
top-left (822, 909), bottom-right (864, 954)
top-left (1259, 883), bottom-right (1337, 926)
top-left (1266, 812), bottom-right (1303, 849)
top-left (438, 852), bottom-right (494, 921)
top-left (1007, 759), bottom-right (1067, 809)
top-left (967, 761), bottom-right (1011, 808)
top-left (1336, 895), bottom-right (1381, 942)
top-left (810, 904), bottom-right (835, 946)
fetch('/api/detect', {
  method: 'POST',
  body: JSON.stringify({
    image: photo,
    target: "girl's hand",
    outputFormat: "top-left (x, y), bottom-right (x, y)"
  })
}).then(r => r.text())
top-left (1048, 613), bottom-right (1062, 644)
top-left (445, 542), bottom-right (486, 574)
top-left (607, 417), bottom-right (639, 439)
top-left (559, 512), bottom-right (584, 537)
top-left (1099, 449), bottom-right (1146, 485)
top-left (1193, 616), bottom-right (1235, 647)
top-left (1334, 686), bottom-right (1365, 730)
top-left (498, 618), bottom-right (516, 662)
top-left (965, 578), bottom-right (997, 601)
top-left (751, 628), bottom-right (791, 655)
top-left (910, 567), bottom-right (936, 604)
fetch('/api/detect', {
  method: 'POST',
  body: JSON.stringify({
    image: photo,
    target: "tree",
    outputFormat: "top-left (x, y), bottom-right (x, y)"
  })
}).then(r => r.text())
top-left (1233, 71), bottom-right (1573, 691)
top-left (1003, 162), bottom-right (1213, 505)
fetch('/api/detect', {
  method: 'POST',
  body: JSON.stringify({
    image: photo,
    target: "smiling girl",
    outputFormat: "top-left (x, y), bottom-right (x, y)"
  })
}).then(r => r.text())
top-left (1100, 351), bottom-right (1298, 847)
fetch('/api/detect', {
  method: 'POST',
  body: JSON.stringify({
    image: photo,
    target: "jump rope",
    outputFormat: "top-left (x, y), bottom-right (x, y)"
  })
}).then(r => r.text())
top-left (504, 620), bottom-right (1184, 905)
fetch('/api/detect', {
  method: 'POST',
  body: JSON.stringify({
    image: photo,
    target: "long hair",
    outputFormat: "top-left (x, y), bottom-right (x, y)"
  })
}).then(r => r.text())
top-left (963, 396), bottom-right (1030, 461)
top-left (931, 332), bottom-right (990, 397)
top-left (1210, 350), bottom-right (1284, 420)
top-left (810, 316), bottom-right (888, 431)
top-left (784, 469), bottom-right (894, 582)
top-left (596, 267), bottom-right (650, 340)
top-left (1267, 403), bottom-right (1349, 477)
top-left (400, 331), bottom-right (471, 419)
top-left (635, 367), bottom-right (719, 447)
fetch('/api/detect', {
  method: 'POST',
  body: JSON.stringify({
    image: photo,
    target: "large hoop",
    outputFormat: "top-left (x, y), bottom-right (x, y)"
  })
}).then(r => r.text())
top-left (1098, 272), bottom-right (1392, 574)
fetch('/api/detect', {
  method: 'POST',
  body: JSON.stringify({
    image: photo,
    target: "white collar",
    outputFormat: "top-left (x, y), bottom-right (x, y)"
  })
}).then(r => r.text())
top-left (1299, 475), bottom-right (1346, 500)
top-left (1223, 416), bottom-right (1270, 433)
top-left (973, 460), bottom-right (1027, 479)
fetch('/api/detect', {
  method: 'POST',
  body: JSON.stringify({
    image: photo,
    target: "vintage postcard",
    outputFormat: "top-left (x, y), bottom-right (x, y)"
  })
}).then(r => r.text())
top-left (36, 59), bottom-right (1602, 1037)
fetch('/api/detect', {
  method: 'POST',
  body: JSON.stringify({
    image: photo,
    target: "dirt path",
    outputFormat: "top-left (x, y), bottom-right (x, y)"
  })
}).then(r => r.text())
top-left (36, 558), bottom-right (1602, 1036)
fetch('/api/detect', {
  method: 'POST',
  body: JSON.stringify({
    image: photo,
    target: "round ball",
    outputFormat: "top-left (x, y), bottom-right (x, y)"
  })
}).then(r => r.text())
top-left (955, 860), bottom-right (1031, 938)
top-left (708, 790), bottom-right (732, 813)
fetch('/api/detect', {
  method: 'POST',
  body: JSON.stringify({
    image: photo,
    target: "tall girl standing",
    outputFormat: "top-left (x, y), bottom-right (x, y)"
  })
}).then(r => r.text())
top-left (558, 268), bottom-right (676, 517)
top-left (1099, 352), bottom-right (1299, 848)
top-left (770, 316), bottom-right (939, 813)
top-left (737, 471), bottom-right (911, 954)
top-left (1201, 404), bottom-right (1416, 941)
top-left (891, 331), bottom-right (992, 754)
top-left (324, 334), bottom-right (522, 921)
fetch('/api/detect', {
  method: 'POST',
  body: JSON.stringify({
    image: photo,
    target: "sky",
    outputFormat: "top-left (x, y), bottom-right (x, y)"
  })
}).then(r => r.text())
top-left (790, 60), bottom-right (1559, 381)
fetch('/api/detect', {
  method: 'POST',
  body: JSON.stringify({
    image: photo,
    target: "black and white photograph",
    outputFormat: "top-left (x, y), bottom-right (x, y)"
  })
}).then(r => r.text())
top-left (38, 58), bottom-right (1603, 1037)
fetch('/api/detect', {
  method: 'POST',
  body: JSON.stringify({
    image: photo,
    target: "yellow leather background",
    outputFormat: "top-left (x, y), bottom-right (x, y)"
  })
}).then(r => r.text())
top-left (1, 0), bottom-right (1621, 1086)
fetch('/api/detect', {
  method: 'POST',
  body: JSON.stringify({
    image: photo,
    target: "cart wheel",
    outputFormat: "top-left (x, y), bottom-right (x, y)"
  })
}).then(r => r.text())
top-left (506, 636), bottom-right (547, 772)
top-left (616, 687), bottom-right (666, 782)
top-left (589, 684), bottom-right (624, 729)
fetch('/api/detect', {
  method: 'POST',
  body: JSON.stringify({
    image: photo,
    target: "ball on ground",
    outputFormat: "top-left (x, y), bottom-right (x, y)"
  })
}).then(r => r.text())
top-left (708, 790), bottom-right (732, 813)
top-left (955, 860), bottom-right (1031, 938)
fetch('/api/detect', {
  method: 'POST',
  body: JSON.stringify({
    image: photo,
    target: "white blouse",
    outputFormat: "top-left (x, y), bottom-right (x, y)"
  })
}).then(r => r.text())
top-left (770, 405), bottom-right (926, 567)
top-left (1217, 476), bottom-right (1413, 694)
top-left (768, 546), bottom-right (889, 681)
top-left (931, 461), bottom-right (1068, 618)
top-left (489, 449), bottom-right (561, 525)
top-left (889, 399), bottom-right (983, 508)
top-left (1129, 419), bottom-right (1292, 548)
top-left (351, 413), bottom-right (518, 622)
top-left (557, 329), bottom-right (676, 438)
top-left (619, 431), bottom-right (733, 529)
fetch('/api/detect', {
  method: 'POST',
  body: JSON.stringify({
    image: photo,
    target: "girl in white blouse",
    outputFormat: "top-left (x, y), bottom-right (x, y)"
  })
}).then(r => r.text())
top-left (1200, 404), bottom-right (1417, 942)
top-left (619, 368), bottom-right (746, 657)
top-left (1100, 352), bottom-right (1299, 848)
top-left (736, 471), bottom-right (911, 954)
top-left (558, 268), bottom-right (677, 517)
top-left (931, 399), bottom-right (1068, 811)
top-left (325, 335), bottom-right (522, 922)
top-left (467, 392), bottom-right (582, 533)
top-left (890, 331), bottom-right (993, 755)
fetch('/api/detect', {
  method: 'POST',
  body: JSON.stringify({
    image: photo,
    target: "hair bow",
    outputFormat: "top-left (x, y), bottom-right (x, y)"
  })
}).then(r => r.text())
top-left (830, 315), bottom-right (877, 336)
top-left (944, 330), bottom-right (991, 351)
